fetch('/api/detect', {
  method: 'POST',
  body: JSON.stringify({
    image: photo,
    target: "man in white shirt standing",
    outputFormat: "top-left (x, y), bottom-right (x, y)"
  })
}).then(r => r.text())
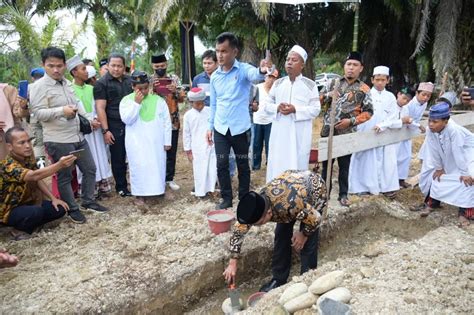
top-left (263, 45), bottom-right (321, 183)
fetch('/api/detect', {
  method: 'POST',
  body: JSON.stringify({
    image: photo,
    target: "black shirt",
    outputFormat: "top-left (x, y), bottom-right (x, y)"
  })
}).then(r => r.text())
top-left (93, 72), bottom-right (133, 122)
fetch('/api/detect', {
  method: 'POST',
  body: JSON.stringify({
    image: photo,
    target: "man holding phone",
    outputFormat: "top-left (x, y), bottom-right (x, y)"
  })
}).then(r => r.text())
top-left (151, 54), bottom-right (186, 192)
top-left (29, 47), bottom-right (108, 224)
top-left (461, 87), bottom-right (474, 107)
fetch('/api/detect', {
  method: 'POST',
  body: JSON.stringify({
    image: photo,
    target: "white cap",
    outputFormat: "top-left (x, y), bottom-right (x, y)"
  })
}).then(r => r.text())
top-left (373, 66), bottom-right (389, 76)
top-left (86, 66), bottom-right (97, 79)
top-left (289, 45), bottom-right (308, 63)
top-left (66, 55), bottom-right (83, 72)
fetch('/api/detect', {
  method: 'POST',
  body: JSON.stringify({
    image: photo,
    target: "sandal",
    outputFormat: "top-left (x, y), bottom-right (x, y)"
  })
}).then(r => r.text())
top-left (410, 204), bottom-right (425, 212)
top-left (383, 191), bottom-right (397, 199)
top-left (420, 206), bottom-right (434, 217)
top-left (339, 196), bottom-right (351, 207)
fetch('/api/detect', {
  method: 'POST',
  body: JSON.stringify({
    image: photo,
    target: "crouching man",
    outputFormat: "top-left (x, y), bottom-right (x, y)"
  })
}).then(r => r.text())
top-left (0, 127), bottom-right (76, 238)
top-left (223, 170), bottom-right (327, 292)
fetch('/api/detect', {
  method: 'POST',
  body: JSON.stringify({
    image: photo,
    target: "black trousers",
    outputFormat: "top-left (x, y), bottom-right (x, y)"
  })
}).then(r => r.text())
top-left (7, 201), bottom-right (66, 234)
top-left (108, 120), bottom-right (128, 192)
top-left (271, 221), bottom-right (319, 283)
top-left (214, 129), bottom-right (251, 203)
top-left (166, 129), bottom-right (179, 182)
top-left (321, 154), bottom-right (351, 198)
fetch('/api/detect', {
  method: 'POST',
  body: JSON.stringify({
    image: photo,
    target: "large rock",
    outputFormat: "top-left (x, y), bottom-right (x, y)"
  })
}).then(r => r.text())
top-left (317, 287), bottom-right (352, 305)
top-left (221, 297), bottom-right (243, 314)
top-left (283, 292), bottom-right (318, 313)
top-left (318, 297), bottom-right (352, 315)
top-left (278, 283), bottom-right (309, 305)
top-left (308, 270), bottom-right (345, 295)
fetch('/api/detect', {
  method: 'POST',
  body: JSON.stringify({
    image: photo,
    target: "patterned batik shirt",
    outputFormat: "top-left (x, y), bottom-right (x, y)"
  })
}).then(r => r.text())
top-left (229, 170), bottom-right (327, 259)
top-left (320, 77), bottom-right (373, 137)
top-left (0, 155), bottom-right (37, 223)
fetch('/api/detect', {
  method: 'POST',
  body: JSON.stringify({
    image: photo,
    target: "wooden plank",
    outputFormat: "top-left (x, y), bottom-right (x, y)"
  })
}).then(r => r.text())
top-left (317, 112), bottom-right (474, 161)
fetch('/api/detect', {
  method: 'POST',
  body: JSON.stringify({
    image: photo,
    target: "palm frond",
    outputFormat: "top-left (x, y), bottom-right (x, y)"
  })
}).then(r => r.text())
top-left (410, 0), bottom-right (432, 59)
top-left (147, 0), bottom-right (177, 33)
top-left (251, 0), bottom-right (271, 21)
top-left (432, 0), bottom-right (461, 80)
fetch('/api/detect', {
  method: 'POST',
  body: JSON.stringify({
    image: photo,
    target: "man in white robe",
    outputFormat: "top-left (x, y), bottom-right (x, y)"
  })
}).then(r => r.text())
top-left (397, 82), bottom-right (433, 188)
top-left (419, 102), bottom-right (474, 226)
top-left (120, 71), bottom-right (171, 204)
top-left (183, 88), bottom-right (217, 197)
top-left (263, 45), bottom-right (320, 183)
top-left (349, 66), bottom-right (399, 196)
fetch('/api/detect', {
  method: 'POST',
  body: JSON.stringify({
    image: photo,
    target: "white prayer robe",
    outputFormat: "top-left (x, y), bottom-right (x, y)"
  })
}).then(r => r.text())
top-left (397, 97), bottom-right (427, 179)
top-left (424, 121), bottom-right (474, 208)
top-left (349, 88), bottom-right (399, 194)
top-left (75, 95), bottom-right (112, 183)
top-left (183, 107), bottom-right (217, 197)
top-left (120, 95), bottom-right (171, 196)
top-left (263, 74), bottom-right (320, 183)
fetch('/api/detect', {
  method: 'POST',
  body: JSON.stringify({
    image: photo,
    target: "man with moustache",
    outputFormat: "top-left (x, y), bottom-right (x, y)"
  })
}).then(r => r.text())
top-left (263, 45), bottom-right (321, 182)
top-left (320, 52), bottom-right (373, 207)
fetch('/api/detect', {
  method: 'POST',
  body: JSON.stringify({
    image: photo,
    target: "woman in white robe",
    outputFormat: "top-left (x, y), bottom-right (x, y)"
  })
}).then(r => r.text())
top-left (120, 72), bottom-right (171, 199)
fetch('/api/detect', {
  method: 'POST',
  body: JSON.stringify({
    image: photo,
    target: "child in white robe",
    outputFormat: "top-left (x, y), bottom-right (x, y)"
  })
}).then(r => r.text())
top-left (183, 88), bottom-right (217, 197)
top-left (419, 102), bottom-right (474, 227)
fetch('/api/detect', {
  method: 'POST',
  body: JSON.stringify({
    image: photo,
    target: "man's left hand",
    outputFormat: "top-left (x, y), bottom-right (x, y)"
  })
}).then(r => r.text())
top-left (259, 58), bottom-right (273, 74)
top-left (91, 119), bottom-right (101, 130)
top-left (335, 118), bottom-right (352, 130)
top-left (460, 175), bottom-right (473, 187)
top-left (373, 125), bottom-right (382, 133)
top-left (52, 198), bottom-right (69, 212)
top-left (419, 125), bottom-right (426, 133)
top-left (0, 120), bottom-right (6, 131)
top-left (167, 82), bottom-right (177, 93)
top-left (433, 169), bottom-right (445, 182)
top-left (164, 145), bottom-right (171, 151)
top-left (291, 231), bottom-right (308, 252)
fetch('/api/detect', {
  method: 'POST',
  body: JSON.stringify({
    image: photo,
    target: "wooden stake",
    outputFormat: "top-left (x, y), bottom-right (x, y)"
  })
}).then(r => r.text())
top-left (322, 79), bottom-right (340, 221)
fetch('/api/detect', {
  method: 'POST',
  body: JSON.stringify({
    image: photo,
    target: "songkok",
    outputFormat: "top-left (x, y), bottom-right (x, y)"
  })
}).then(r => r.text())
top-left (66, 55), bottom-right (83, 72)
top-left (30, 67), bottom-right (44, 77)
top-left (429, 102), bottom-right (450, 119)
top-left (99, 58), bottom-right (108, 68)
top-left (267, 68), bottom-right (279, 78)
top-left (346, 51), bottom-right (363, 64)
top-left (131, 71), bottom-right (149, 84)
top-left (236, 191), bottom-right (266, 224)
top-left (373, 66), bottom-right (389, 76)
top-left (437, 91), bottom-right (458, 108)
top-left (187, 87), bottom-right (206, 102)
top-left (417, 82), bottom-right (434, 93)
top-left (151, 54), bottom-right (167, 64)
top-left (86, 66), bottom-right (97, 79)
top-left (289, 45), bottom-right (308, 63)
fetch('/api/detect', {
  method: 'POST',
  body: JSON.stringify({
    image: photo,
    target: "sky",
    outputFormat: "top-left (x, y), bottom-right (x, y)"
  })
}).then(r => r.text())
top-left (28, 9), bottom-right (208, 59)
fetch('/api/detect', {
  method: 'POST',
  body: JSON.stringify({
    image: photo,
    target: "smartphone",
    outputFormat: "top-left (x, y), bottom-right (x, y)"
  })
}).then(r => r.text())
top-left (153, 78), bottom-right (173, 96)
top-left (69, 149), bottom-right (85, 158)
top-left (18, 80), bottom-right (28, 99)
top-left (464, 87), bottom-right (474, 99)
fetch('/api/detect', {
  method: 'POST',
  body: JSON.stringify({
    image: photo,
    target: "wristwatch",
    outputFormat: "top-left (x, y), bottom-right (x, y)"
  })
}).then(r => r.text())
top-left (102, 128), bottom-right (110, 134)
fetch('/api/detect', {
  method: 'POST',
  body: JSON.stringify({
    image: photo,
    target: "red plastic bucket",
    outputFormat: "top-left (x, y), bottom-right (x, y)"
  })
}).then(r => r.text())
top-left (309, 149), bottom-right (318, 164)
top-left (247, 291), bottom-right (266, 307)
top-left (206, 210), bottom-right (235, 235)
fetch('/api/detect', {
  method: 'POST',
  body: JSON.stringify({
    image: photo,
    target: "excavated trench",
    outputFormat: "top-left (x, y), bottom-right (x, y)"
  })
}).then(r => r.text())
top-left (125, 205), bottom-right (439, 314)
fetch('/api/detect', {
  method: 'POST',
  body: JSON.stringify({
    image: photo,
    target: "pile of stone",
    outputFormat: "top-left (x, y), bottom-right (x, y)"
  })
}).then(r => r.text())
top-left (276, 270), bottom-right (352, 314)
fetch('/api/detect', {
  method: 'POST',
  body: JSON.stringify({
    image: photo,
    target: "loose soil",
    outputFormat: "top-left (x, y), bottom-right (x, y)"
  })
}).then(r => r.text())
top-left (1, 117), bottom-right (473, 314)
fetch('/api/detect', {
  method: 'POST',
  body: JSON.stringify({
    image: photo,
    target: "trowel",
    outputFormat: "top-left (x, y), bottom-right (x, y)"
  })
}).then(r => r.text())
top-left (228, 280), bottom-right (242, 313)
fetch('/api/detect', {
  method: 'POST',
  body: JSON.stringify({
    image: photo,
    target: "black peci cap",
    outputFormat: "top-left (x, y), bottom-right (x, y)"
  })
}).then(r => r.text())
top-left (236, 191), bottom-right (266, 224)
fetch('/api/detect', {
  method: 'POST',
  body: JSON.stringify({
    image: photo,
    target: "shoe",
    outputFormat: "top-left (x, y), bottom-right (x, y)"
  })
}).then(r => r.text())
top-left (68, 210), bottom-right (86, 223)
top-left (399, 180), bottom-right (410, 189)
top-left (118, 190), bottom-right (132, 197)
top-left (259, 279), bottom-right (285, 292)
top-left (216, 200), bottom-right (233, 209)
top-left (167, 181), bottom-right (180, 191)
top-left (338, 195), bottom-right (351, 207)
top-left (82, 202), bottom-right (108, 212)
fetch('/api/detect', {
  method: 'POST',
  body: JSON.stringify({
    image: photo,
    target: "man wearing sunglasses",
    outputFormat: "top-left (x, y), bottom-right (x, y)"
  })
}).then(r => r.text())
top-left (0, 127), bottom-right (77, 239)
